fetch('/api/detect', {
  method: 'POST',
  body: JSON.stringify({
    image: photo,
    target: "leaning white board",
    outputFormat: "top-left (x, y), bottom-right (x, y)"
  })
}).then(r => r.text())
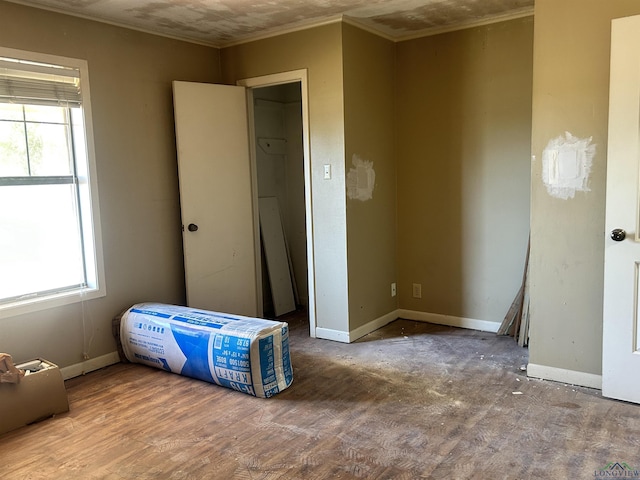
top-left (119, 303), bottom-right (293, 398)
top-left (259, 197), bottom-right (296, 316)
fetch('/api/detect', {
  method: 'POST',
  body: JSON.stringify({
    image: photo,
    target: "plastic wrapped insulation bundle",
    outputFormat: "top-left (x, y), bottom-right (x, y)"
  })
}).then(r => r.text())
top-left (118, 302), bottom-right (293, 398)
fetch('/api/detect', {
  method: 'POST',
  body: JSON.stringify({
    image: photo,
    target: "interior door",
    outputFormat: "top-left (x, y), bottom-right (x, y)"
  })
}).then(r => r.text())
top-left (172, 81), bottom-right (258, 317)
top-left (602, 14), bottom-right (640, 404)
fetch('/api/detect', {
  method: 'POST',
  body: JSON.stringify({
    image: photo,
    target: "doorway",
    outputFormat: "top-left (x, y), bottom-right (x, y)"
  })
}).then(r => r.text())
top-left (253, 83), bottom-right (306, 316)
top-left (238, 70), bottom-right (316, 337)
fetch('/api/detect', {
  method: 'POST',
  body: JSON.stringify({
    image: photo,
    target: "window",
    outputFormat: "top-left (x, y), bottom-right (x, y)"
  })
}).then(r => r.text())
top-left (0, 47), bottom-right (104, 317)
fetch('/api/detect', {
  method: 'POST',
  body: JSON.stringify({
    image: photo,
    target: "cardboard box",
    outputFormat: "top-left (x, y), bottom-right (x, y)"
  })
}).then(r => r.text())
top-left (0, 358), bottom-right (69, 435)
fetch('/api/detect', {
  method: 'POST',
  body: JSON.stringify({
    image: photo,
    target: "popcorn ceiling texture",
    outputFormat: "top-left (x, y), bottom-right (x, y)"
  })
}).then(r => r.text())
top-left (7, 0), bottom-right (533, 46)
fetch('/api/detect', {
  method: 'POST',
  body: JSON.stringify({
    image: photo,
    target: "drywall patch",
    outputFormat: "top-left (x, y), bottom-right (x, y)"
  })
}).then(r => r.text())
top-left (542, 132), bottom-right (596, 200)
top-left (347, 154), bottom-right (375, 201)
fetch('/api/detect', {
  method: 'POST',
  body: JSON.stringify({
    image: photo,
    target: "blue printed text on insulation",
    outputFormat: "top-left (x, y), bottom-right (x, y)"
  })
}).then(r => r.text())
top-left (212, 334), bottom-right (253, 392)
top-left (281, 326), bottom-right (293, 386)
top-left (130, 308), bottom-right (171, 319)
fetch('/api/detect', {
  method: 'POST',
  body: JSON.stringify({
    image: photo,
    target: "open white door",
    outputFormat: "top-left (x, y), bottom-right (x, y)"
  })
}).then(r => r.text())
top-left (602, 14), bottom-right (640, 404)
top-left (172, 81), bottom-right (258, 317)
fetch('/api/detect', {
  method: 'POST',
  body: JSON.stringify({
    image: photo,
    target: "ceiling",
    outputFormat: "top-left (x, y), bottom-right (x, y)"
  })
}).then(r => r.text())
top-left (7, 0), bottom-right (535, 48)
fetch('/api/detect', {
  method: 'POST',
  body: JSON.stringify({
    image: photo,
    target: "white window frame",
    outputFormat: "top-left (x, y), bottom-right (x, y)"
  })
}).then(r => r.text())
top-left (0, 46), bottom-right (105, 318)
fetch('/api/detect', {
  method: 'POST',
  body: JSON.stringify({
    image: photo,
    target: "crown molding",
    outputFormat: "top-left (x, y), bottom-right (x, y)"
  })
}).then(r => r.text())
top-left (394, 6), bottom-right (534, 42)
top-left (220, 15), bottom-right (344, 48)
top-left (6, 0), bottom-right (534, 50)
top-left (226, 7), bottom-right (535, 47)
top-left (4, 0), bottom-right (219, 47)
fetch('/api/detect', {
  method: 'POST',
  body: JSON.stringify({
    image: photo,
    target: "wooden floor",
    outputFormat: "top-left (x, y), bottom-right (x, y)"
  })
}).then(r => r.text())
top-left (2, 313), bottom-right (640, 479)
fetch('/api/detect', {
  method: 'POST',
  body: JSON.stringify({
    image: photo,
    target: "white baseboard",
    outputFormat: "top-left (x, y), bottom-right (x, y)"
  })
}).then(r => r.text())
top-left (527, 363), bottom-right (602, 390)
top-left (349, 310), bottom-right (399, 342)
top-left (60, 351), bottom-right (121, 380)
top-left (315, 310), bottom-right (398, 343)
top-left (398, 309), bottom-right (500, 333)
top-left (315, 327), bottom-right (350, 343)
top-left (315, 309), bottom-right (500, 343)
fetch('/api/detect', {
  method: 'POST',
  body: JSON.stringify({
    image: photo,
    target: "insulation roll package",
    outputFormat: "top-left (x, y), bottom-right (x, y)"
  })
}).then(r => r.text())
top-left (119, 303), bottom-right (293, 398)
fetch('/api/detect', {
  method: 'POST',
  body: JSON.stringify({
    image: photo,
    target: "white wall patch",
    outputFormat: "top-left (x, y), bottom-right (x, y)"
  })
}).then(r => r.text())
top-left (542, 132), bottom-right (596, 199)
top-left (347, 154), bottom-right (375, 201)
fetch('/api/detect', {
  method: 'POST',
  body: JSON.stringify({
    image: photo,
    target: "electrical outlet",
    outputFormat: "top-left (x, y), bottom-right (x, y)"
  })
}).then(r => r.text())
top-left (391, 282), bottom-right (396, 297)
top-left (412, 283), bottom-right (422, 299)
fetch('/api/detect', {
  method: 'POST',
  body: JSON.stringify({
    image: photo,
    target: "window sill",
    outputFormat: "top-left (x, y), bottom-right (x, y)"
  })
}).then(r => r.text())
top-left (0, 286), bottom-right (106, 319)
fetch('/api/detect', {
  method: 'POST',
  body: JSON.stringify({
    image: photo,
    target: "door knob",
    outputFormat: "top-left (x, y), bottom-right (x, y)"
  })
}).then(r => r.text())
top-left (187, 223), bottom-right (198, 232)
top-left (611, 228), bottom-right (626, 241)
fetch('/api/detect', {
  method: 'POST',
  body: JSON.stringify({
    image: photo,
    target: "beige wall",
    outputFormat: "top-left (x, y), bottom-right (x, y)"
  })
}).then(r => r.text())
top-left (342, 23), bottom-right (397, 331)
top-left (529, 0), bottom-right (640, 377)
top-left (0, 1), bottom-right (220, 368)
top-left (0, 1), bottom-right (537, 366)
top-left (395, 18), bottom-right (533, 325)
top-left (221, 24), bottom-right (351, 335)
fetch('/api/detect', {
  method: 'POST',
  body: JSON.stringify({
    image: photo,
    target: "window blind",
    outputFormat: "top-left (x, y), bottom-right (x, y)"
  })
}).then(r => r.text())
top-left (0, 57), bottom-right (81, 107)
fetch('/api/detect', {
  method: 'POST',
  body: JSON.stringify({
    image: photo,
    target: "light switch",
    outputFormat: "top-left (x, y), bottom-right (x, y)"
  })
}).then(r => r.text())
top-left (324, 164), bottom-right (331, 179)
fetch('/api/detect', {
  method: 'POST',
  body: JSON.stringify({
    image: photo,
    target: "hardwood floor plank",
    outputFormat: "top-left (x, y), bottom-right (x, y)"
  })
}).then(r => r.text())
top-left (2, 314), bottom-right (639, 479)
